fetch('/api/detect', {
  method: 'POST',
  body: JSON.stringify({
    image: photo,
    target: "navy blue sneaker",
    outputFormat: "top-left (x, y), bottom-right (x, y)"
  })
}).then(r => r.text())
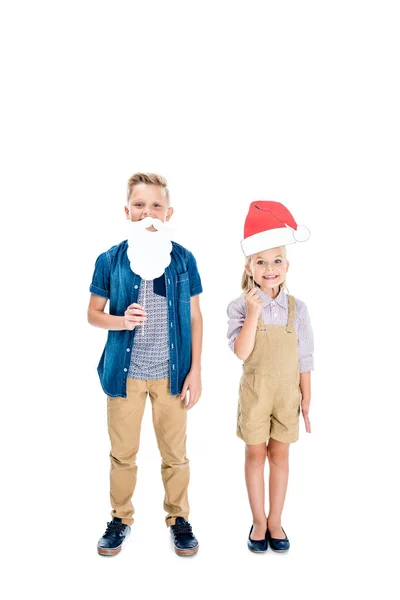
top-left (97, 517), bottom-right (131, 556)
top-left (170, 517), bottom-right (199, 556)
top-left (266, 528), bottom-right (290, 552)
top-left (247, 525), bottom-right (268, 553)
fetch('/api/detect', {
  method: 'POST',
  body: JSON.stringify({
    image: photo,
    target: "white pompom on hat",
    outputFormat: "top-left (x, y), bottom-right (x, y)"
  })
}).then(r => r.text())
top-left (241, 201), bottom-right (310, 256)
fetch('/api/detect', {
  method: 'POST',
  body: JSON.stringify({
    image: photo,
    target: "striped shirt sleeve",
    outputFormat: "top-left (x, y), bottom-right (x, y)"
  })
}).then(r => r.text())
top-left (227, 296), bottom-right (246, 353)
top-left (297, 301), bottom-right (314, 373)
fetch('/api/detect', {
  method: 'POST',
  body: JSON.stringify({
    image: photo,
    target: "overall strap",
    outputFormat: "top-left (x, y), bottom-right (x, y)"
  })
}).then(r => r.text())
top-left (286, 295), bottom-right (296, 333)
top-left (257, 312), bottom-right (267, 331)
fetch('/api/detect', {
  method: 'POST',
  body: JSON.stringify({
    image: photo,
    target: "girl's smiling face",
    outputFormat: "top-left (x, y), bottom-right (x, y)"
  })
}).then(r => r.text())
top-left (245, 247), bottom-right (289, 294)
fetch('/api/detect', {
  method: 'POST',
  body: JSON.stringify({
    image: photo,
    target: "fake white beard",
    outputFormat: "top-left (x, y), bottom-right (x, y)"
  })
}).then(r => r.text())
top-left (126, 217), bottom-right (173, 280)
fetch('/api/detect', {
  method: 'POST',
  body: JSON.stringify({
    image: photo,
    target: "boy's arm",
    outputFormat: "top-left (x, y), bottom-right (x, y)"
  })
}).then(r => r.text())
top-left (180, 294), bottom-right (203, 409)
top-left (88, 251), bottom-right (126, 329)
top-left (87, 294), bottom-right (125, 330)
top-left (87, 295), bottom-right (147, 331)
top-left (189, 294), bottom-right (202, 371)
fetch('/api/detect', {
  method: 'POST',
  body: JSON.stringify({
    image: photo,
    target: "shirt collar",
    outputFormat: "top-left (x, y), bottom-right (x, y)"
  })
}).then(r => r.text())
top-left (256, 286), bottom-right (288, 309)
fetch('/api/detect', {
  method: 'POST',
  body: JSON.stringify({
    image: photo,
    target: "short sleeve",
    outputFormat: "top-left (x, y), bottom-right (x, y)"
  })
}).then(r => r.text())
top-left (227, 297), bottom-right (246, 352)
top-left (297, 302), bottom-right (314, 372)
top-left (187, 251), bottom-right (203, 296)
top-left (89, 252), bottom-right (111, 299)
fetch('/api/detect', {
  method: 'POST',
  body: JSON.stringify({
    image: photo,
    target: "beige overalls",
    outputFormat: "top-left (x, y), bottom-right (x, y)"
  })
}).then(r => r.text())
top-left (237, 295), bottom-right (302, 445)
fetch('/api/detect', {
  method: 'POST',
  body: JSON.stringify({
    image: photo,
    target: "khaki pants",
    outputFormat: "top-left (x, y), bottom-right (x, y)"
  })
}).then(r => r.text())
top-left (107, 378), bottom-right (189, 526)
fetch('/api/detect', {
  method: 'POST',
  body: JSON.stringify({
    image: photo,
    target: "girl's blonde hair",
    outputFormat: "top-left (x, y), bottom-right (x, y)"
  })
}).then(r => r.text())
top-left (241, 246), bottom-right (289, 295)
top-left (127, 172), bottom-right (170, 206)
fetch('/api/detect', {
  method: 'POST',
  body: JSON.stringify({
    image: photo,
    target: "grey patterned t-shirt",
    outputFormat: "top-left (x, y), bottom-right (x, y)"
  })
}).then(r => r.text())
top-left (128, 279), bottom-right (169, 380)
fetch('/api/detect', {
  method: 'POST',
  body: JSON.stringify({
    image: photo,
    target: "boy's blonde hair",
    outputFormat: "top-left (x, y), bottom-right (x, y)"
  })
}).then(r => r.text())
top-left (241, 246), bottom-right (289, 295)
top-left (127, 172), bottom-right (170, 206)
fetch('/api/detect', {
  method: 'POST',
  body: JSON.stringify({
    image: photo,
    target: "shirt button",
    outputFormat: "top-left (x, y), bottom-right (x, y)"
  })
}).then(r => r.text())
top-left (126, 348), bottom-right (130, 352)
top-left (123, 368), bottom-right (127, 372)
top-left (134, 285), bottom-right (138, 289)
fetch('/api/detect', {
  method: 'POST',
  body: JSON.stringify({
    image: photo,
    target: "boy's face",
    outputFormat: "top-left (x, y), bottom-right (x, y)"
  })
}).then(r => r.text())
top-left (245, 247), bottom-right (289, 293)
top-left (124, 183), bottom-right (173, 231)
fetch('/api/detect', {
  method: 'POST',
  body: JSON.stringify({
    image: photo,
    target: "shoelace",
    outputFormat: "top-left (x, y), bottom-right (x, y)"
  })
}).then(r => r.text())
top-left (172, 521), bottom-right (193, 536)
top-left (104, 521), bottom-right (124, 535)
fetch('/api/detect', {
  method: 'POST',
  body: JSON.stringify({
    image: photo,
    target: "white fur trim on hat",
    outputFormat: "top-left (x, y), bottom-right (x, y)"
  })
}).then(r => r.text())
top-left (241, 225), bottom-right (310, 256)
top-left (293, 224), bottom-right (310, 242)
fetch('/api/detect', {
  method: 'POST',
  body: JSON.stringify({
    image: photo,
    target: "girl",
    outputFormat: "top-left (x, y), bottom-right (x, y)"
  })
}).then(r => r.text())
top-left (227, 201), bottom-right (314, 553)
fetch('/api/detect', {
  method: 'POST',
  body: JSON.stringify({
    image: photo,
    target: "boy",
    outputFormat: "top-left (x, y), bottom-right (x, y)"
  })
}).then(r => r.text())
top-left (88, 173), bottom-right (203, 556)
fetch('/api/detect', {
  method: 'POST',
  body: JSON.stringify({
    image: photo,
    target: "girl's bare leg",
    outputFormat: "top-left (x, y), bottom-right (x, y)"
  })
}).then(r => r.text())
top-left (267, 438), bottom-right (290, 539)
top-left (245, 443), bottom-right (268, 539)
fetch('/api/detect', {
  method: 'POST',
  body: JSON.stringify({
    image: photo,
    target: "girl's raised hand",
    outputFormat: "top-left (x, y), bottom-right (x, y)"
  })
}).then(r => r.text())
top-left (301, 397), bottom-right (311, 433)
top-left (245, 287), bottom-right (264, 317)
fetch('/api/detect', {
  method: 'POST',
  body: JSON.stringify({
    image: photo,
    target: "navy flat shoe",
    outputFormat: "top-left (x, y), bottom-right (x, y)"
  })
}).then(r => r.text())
top-left (266, 528), bottom-right (290, 552)
top-left (247, 525), bottom-right (268, 553)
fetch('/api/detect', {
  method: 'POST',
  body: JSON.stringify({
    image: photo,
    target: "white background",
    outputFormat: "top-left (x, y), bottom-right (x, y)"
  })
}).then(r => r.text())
top-left (1, 1), bottom-right (399, 598)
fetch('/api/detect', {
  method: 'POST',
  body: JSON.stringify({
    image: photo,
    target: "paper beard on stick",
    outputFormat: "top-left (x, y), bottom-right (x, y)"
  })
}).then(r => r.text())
top-left (127, 216), bottom-right (173, 280)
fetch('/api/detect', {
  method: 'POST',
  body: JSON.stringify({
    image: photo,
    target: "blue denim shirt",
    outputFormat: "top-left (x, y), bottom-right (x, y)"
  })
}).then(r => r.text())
top-left (90, 240), bottom-right (203, 398)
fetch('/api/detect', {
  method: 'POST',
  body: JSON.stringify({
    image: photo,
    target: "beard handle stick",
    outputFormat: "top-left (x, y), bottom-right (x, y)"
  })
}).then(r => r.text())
top-left (142, 279), bottom-right (147, 336)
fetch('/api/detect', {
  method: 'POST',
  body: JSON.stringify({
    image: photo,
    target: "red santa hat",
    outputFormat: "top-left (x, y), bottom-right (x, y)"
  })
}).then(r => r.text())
top-left (241, 201), bottom-right (310, 256)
